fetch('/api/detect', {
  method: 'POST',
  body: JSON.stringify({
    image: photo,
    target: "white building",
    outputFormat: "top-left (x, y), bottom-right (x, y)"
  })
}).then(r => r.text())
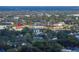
top-left (14, 16), bottom-right (19, 19)
top-left (25, 15), bottom-right (30, 17)
top-left (0, 25), bottom-right (7, 30)
top-left (53, 22), bottom-right (65, 27)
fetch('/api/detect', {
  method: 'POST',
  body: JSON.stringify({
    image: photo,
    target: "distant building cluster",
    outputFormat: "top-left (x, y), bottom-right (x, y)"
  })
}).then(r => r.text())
top-left (0, 11), bottom-right (79, 31)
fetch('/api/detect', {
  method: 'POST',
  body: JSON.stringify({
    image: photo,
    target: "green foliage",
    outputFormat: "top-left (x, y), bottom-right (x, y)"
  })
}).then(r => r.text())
top-left (32, 41), bottom-right (64, 52)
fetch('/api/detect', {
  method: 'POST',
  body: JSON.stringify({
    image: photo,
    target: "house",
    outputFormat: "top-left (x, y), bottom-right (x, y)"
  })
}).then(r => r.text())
top-left (14, 16), bottom-right (19, 19)
top-left (0, 25), bottom-right (7, 30)
top-left (25, 15), bottom-right (30, 17)
top-left (67, 14), bottom-right (79, 20)
top-left (0, 22), bottom-right (14, 30)
top-left (53, 22), bottom-right (65, 27)
top-left (12, 22), bottom-right (26, 31)
top-left (32, 19), bottom-right (47, 29)
top-left (61, 48), bottom-right (72, 52)
top-left (32, 28), bottom-right (46, 40)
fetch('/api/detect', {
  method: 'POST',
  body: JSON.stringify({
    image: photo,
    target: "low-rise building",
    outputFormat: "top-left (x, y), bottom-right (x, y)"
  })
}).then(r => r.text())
top-left (0, 22), bottom-right (14, 30)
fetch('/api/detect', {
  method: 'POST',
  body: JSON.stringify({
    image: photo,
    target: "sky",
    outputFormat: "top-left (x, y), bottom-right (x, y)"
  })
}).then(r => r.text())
top-left (0, 0), bottom-right (79, 6)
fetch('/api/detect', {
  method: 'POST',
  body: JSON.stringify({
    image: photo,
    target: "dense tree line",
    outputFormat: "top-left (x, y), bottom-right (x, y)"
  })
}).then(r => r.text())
top-left (0, 28), bottom-right (79, 52)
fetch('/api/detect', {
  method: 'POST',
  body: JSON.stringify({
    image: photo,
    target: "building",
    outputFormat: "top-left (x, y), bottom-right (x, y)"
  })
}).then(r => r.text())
top-left (12, 22), bottom-right (26, 31)
top-left (0, 22), bottom-right (14, 30)
top-left (32, 28), bottom-right (46, 40)
top-left (53, 22), bottom-right (65, 27)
